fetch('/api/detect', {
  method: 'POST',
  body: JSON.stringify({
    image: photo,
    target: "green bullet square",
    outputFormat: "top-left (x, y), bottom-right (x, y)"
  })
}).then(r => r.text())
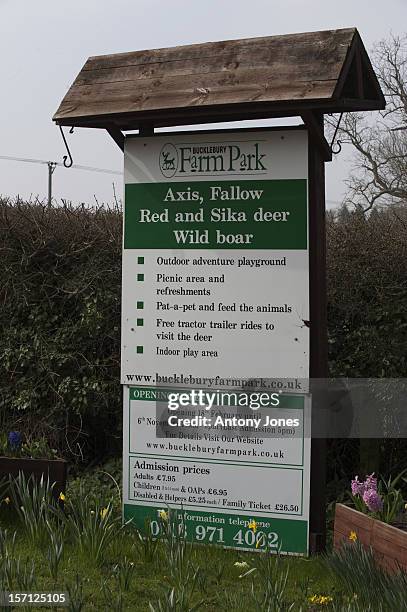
top-left (137, 318), bottom-right (144, 326)
top-left (137, 273), bottom-right (144, 281)
top-left (136, 346), bottom-right (143, 354)
top-left (137, 301), bottom-right (144, 309)
top-left (138, 256), bottom-right (144, 264)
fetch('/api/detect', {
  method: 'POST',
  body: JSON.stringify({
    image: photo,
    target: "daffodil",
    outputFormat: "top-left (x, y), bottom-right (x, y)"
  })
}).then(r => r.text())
top-left (248, 519), bottom-right (257, 533)
top-left (100, 507), bottom-right (108, 519)
top-left (4, 497), bottom-right (10, 505)
top-left (308, 594), bottom-right (333, 605)
top-left (234, 561), bottom-right (249, 569)
top-left (349, 530), bottom-right (358, 542)
top-left (59, 492), bottom-right (66, 502)
top-left (158, 509), bottom-right (168, 521)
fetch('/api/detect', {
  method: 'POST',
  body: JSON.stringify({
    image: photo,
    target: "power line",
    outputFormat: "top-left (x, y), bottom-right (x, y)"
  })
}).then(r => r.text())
top-left (0, 155), bottom-right (123, 175)
top-left (0, 154), bottom-right (123, 205)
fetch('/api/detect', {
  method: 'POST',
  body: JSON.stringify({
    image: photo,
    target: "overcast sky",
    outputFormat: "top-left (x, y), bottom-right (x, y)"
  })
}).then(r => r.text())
top-left (0, 0), bottom-right (406, 207)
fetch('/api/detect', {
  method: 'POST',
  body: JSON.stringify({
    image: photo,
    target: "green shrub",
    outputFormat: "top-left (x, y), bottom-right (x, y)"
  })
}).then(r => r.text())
top-left (0, 198), bottom-right (122, 463)
top-left (2, 197), bottom-right (407, 485)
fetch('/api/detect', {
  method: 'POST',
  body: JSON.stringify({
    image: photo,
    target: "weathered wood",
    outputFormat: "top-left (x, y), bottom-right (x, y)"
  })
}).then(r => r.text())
top-left (139, 125), bottom-right (154, 136)
top-left (53, 83), bottom-right (334, 122)
top-left (75, 58), bottom-right (341, 88)
top-left (334, 504), bottom-right (374, 547)
top-left (355, 49), bottom-right (364, 99)
top-left (53, 28), bottom-right (385, 129)
top-left (333, 31), bottom-right (383, 103)
top-left (106, 124), bottom-right (125, 151)
top-left (308, 113), bottom-right (328, 552)
top-left (301, 111), bottom-right (332, 161)
top-left (82, 29), bottom-right (355, 72)
top-left (57, 71), bottom-right (339, 116)
top-left (54, 99), bottom-right (384, 133)
top-left (334, 504), bottom-right (407, 573)
top-left (75, 37), bottom-right (350, 87)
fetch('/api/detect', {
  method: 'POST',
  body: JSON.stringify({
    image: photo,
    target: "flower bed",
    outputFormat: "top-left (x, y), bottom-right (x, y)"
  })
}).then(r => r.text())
top-left (334, 469), bottom-right (407, 574)
top-left (334, 503), bottom-right (407, 573)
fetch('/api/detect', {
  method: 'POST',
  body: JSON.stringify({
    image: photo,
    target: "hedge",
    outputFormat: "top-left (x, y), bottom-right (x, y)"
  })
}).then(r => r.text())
top-left (1, 198), bottom-right (407, 472)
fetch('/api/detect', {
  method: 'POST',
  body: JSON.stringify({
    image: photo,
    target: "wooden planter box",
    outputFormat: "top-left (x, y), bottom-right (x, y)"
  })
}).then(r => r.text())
top-left (0, 456), bottom-right (67, 500)
top-left (334, 503), bottom-right (407, 573)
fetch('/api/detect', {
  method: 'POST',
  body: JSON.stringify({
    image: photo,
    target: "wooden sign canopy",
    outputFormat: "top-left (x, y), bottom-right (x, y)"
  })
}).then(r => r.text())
top-left (52, 29), bottom-right (384, 554)
top-left (53, 27), bottom-right (384, 152)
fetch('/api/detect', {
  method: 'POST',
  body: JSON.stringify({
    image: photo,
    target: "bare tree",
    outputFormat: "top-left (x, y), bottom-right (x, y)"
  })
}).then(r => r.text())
top-left (330, 35), bottom-right (407, 212)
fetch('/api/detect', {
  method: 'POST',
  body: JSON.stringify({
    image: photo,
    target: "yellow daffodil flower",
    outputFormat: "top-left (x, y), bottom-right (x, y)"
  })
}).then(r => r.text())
top-left (158, 509), bottom-right (168, 521)
top-left (59, 492), bottom-right (66, 502)
top-left (349, 530), bottom-right (358, 542)
top-left (100, 507), bottom-right (108, 519)
top-left (308, 594), bottom-right (333, 605)
top-left (248, 519), bottom-right (257, 533)
top-left (234, 561), bottom-right (249, 569)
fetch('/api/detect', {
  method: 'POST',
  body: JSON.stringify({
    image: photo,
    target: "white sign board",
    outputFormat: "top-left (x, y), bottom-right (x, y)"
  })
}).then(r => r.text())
top-left (121, 129), bottom-right (311, 554)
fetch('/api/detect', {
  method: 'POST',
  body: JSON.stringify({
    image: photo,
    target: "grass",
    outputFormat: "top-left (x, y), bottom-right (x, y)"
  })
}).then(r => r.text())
top-left (0, 515), bottom-right (336, 611)
top-left (0, 465), bottom-right (401, 611)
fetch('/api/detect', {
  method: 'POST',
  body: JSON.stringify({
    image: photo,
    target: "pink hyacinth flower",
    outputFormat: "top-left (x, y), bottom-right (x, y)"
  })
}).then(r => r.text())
top-left (351, 476), bottom-right (365, 497)
top-left (364, 473), bottom-right (378, 492)
top-left (363, 488), bottom-right (383, 513)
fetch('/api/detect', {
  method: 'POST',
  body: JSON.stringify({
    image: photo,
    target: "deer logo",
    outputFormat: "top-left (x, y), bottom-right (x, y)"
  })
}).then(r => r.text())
top-left (159, 143), bottom-right (178, 177)
top-left (162, 151), bottom-right (175, 170)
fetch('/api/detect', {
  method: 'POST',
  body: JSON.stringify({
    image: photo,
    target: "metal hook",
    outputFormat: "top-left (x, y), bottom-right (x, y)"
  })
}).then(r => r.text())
top-left (59, 125), bottom-right (74, 167)
top-left (330, 112), bottom-right (344, 156)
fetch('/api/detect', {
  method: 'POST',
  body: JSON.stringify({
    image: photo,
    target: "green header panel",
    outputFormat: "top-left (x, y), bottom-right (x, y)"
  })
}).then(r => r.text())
top-left (124, 180), bottom-right (307, 250)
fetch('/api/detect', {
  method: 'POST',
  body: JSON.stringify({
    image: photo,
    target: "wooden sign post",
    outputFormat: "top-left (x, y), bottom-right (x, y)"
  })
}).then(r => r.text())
top-left (53, 28), bottom-right (384, 553)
